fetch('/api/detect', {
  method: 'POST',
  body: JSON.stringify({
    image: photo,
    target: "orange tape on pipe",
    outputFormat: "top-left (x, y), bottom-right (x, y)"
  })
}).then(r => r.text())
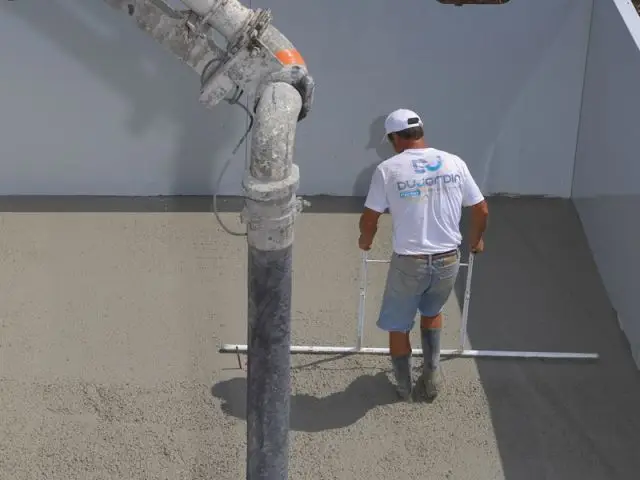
top-left (275, 49), bottom-right (306, 66)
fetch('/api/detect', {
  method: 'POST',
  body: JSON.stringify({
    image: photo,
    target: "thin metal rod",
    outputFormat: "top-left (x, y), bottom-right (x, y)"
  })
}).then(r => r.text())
top-left (356, 251), bottom-right (368, 350)
top-left (219, 344), bottom-right (599, 360)
top-left (357, 252), bottom-right (473, 352)
top-left (459, 253), bottom-right (475, 351)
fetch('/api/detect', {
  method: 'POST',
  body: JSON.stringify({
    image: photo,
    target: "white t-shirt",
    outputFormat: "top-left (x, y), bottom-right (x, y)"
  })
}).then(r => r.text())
top-left (364, 147), bottom-right (485, 255)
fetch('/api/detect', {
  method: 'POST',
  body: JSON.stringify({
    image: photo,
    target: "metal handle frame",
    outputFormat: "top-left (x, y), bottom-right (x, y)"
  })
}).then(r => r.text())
top-left (359, 250), bottom-right (475, 353)
top-left (220, 251), bottom-right (599, 360)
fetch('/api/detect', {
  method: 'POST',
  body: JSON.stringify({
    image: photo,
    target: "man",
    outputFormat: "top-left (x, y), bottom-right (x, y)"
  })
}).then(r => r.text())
top-left (359, 108), bottom-right (489, 401)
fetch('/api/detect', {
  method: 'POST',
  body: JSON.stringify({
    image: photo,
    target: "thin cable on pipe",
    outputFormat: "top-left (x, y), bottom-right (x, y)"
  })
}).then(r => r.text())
top-left (201, 54), bottom-right (254, 237)
top-left (212, 88), bottom-right (253, 237)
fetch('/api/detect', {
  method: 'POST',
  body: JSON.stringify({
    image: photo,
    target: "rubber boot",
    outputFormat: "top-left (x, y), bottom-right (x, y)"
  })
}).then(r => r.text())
top-left (391, 354), bottom-right (412, 400)
top-left (418, 328), bottom-right (441, 401)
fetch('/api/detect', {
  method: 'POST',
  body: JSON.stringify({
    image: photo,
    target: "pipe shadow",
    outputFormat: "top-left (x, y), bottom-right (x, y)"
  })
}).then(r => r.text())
top-left (453, 196), bottom-right (640, 480)
top-left (211, 372), bottom-right (399, 433)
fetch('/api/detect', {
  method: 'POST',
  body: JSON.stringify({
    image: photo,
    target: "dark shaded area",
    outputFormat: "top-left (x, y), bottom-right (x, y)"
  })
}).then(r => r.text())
top-left (212, 372), bottom-right (398, 433)
top-left (573, 194), bottom-right (640, 369)
top-left (455, 196), bottom-right (640, 480)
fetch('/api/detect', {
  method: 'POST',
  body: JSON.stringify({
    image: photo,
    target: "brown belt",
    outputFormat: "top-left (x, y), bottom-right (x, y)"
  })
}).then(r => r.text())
top-left (398, 249), bottom-right (458, 260)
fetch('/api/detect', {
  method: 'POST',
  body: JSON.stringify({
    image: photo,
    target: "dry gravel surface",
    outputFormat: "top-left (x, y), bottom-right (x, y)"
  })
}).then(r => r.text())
top-left (1, 197), bottom-right (640, 479)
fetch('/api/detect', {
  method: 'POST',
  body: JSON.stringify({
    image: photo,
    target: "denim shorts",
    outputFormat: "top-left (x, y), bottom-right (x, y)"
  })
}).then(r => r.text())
top-left (376, 250), bottom-right (460, 333)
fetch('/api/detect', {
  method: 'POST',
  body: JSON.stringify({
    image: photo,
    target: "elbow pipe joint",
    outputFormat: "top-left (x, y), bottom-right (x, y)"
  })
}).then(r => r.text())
top-left (256, 23), bottom-right (315, 121)
top-left (182, 0), bottom-right (314, 120)
top-left (255, 64), bottom-right (315, 122)
top-left (248, 82), bottom-right (302, 182)
top-left (242, 82), bottom-right (304, 250)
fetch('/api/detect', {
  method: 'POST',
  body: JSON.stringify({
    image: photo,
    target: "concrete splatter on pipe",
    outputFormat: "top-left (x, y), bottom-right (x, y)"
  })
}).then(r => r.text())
top-left (180, 0), bottom-right (252, 39)
top-left (103, 0), bottom-right (222, 74)
top-left (181, 0), bottom-right (307, 68)
top-left (243, 82), bottom-right (302, 251)
top-left (243, 82), bottom-right (303, 480)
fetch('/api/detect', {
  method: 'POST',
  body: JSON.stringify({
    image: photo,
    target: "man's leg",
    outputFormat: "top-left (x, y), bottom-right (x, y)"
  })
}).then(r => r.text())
top-left (419, 313), bottom-right (443, 400)
top-left (417, 252), bottom-right (460, 401)
top-left (389, 330), bottom-right (412, 400)
top-left (377, 254), bottom-right (426, 400)
top-left (421, 313), bottom-right (443, 372)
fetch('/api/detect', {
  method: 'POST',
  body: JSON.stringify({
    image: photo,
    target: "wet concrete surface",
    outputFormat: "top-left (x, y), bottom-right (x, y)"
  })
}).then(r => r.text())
top-left (0, 196), bottom-right (639, 479)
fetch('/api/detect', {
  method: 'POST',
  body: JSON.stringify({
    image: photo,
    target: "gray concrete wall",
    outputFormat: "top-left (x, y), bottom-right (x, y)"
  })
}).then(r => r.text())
top-left (0, 0), bottom-right (591, 196)
top-left (573, 0), bottom-right (640, 367)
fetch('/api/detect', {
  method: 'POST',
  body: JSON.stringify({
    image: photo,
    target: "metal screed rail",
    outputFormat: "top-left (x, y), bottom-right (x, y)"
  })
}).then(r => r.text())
top-left (220, 251), bottom-right (600, 361)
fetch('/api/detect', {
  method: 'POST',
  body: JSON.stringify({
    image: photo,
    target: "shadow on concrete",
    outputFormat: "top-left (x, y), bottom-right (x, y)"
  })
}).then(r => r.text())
top-left (1, 0), bottom-right (237, 195)
top-left (454, 196), bottom-right (640, 480)
top-left (211, 372), bottom-right (398, 433)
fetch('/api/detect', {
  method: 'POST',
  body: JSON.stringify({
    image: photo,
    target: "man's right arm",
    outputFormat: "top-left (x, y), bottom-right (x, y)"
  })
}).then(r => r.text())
top-left (359, 166), bottom-right (388, 251)
top-left (468, 200), bottom-right (489, 252)
top-left (460, 161), bottom-right (489, 253)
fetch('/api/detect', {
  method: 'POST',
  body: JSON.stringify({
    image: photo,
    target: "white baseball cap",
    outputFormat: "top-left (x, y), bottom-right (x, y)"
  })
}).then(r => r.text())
top-left (384, 108), bottom-right (424, 135)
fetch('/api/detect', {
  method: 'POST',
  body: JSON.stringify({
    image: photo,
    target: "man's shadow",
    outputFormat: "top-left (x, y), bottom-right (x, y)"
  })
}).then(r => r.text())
top-left (352, 115), bottom-right (395, 196)
top-left (211, 372), bottom-right (398, 432)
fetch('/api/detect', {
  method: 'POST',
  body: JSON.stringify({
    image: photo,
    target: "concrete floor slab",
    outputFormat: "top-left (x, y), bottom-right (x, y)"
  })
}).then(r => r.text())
top-left (0, 196), bottom-right (639, 479)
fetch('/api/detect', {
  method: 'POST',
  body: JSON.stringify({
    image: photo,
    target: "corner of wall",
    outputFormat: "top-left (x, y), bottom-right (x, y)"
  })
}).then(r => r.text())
top-left (612, 0), bottom-right (640, 48)
top-left (617, 312), bottom-right (640, 367)
top-left (570, 0), bottom-right (595, 199)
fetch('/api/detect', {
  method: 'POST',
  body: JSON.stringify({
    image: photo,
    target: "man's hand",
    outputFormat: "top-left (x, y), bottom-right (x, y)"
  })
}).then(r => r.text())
top-left (358, 234), bottom-right (372, 251)
top-left (470, 238), bottom-right (484, 254)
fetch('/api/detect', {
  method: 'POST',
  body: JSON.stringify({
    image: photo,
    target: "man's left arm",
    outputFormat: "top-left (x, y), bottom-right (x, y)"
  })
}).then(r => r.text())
top-left (359, 167), bottom-right (388, 251)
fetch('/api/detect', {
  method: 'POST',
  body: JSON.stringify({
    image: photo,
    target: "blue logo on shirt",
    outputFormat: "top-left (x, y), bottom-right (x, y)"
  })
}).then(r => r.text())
top-left (399, 190), bottom-right (421, 198)
top-left (396, 174), bottom-right (461, 192)
top-left (412, 157), bottom-right (442, 174)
